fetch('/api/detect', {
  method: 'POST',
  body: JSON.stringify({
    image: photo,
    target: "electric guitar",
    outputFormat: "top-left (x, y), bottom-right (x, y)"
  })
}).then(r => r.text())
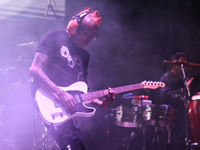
top-left (35, 81), bottom-right (165, 127)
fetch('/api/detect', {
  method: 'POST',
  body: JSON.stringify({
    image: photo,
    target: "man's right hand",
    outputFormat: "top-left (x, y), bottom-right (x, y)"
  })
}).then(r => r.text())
top-left (57, 90), bottom-right (76, 114)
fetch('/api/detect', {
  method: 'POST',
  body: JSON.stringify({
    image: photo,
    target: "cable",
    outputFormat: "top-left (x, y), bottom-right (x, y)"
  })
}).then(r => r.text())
top-left (32, 125), bottom-right (53, 149)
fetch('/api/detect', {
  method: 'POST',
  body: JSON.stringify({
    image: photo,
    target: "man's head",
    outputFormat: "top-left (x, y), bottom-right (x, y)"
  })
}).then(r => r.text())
top-left (171, 52), bottom-right (188, 62)
top-left (171, 52), bottom-right (188, 77)
top-left (67, 8), bottom-right (102, 48)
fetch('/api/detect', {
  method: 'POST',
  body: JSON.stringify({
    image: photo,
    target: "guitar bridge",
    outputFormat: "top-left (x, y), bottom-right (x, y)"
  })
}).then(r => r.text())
top-left (51, 112), bottom-right (64, 120)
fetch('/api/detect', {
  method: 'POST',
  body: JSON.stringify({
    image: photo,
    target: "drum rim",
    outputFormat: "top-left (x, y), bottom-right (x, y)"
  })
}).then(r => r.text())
top-left (115, 121), bottom-right (140, 128)
top-left (192, 94), bottom-right (200, 100)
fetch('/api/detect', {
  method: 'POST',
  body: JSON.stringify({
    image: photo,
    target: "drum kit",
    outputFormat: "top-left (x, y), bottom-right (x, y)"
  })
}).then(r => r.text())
top-left (0, 41), bottom-right (37, 84)
top-left (111, 95), bottom-right (175, 129)
top-left (111, 95), bottom-right (176, 150)
top-left (111, 60), bottom-right (200, 150)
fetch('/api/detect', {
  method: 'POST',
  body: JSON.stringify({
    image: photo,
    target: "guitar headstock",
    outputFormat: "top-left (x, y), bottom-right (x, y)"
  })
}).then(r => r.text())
top-left (141, 80), bottom-right (165, 89)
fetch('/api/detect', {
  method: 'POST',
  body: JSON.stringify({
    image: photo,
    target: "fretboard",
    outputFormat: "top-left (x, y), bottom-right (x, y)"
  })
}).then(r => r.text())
top-left (80, 83), bottom-right (143, 101)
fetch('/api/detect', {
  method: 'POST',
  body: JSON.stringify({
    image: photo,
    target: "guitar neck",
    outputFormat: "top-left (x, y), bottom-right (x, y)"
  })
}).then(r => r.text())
top-left (81, 83), bottom-right (143, 102)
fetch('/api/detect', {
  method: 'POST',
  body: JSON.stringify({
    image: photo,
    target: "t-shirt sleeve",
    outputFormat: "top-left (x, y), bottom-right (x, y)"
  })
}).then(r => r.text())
top-left (36, 31), bottom-right (56, 57)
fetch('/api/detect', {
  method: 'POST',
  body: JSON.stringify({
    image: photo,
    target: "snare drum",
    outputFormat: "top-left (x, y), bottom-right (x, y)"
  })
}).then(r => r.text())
top-left (111, 106), bottom-right (141, 128)
top-left (188, 94), bottom-right (200, 144)
top-left (143, 104), bottom-right (175, 127)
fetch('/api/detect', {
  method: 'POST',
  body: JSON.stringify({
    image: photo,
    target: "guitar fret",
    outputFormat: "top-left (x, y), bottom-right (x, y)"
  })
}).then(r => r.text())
top-left (113, 84), bottom-right (142, 94)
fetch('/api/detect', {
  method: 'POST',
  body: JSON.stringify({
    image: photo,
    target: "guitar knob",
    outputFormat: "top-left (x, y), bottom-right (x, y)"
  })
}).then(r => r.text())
top-left (52, 115), bottom-right (55, 120)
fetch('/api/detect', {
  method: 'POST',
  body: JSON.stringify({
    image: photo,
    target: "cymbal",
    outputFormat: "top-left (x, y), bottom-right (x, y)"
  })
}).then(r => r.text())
top-left (17, 41), bottom-right (38, 46)
top-left (163, 60), bottom-right (200, 69)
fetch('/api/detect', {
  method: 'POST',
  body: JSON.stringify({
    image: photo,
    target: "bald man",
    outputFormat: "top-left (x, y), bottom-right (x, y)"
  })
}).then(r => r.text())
top-left (30, 8), bottom-right (115, 150)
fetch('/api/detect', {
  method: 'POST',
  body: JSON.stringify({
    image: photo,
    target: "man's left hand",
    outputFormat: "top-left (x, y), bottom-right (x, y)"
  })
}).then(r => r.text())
top-left (101, 88), bottom-right (115, 108)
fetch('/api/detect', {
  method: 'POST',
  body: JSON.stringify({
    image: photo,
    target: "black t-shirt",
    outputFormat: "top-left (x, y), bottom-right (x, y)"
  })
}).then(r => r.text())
top-left (160, 72), bottom-right (184, 107)
top-left (31, 30), bottom-right (90, 94)
top-left (159, 71), bottom-right (187, 127)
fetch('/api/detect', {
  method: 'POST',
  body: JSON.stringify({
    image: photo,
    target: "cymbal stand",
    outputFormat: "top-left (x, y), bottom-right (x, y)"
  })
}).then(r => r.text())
top-left (141, 97), bottom-right (146, 150)
top-left (152, 104), bottom-right (160, 150)
top-left (181, 63), bottom-right (191, 150)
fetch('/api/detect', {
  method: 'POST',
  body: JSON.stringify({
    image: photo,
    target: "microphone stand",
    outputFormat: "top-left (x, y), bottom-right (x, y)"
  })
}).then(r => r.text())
top-left (141, 97), bottom-right (146, 150)
top-left (180, 64), bottom-right (191, 150)
top-left (44, 0), bottom-right (58, 19)
top-left (152, 103), bottom-right (160, 150)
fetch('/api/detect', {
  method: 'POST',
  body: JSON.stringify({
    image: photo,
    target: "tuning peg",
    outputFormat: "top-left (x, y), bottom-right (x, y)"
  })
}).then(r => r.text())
top-left (153, 81), bottom-right (157, 85)
top-left (161, 82), bottom-right (165, 87)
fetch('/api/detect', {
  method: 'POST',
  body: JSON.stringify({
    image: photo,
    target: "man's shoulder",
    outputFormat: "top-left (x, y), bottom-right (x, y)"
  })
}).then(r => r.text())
top-left (160, 72), bottom-right (171, 81)
top-left (161, 72), bottom-right (169, 78)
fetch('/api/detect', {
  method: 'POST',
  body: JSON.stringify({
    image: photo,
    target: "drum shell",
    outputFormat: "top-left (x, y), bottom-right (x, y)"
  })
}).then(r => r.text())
top-left (111, 106), bottom-right (141, 128)
top-left (188, 95), bottom-right (200, 144)
top-left (143, 104), bottom-right (175, 127)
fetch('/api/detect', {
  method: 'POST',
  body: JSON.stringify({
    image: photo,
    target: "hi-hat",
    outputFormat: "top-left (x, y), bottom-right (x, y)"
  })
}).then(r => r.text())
top-left (164, 60), bottom-right (200, 69)
top-left (17, 41), bottom-right (38, 46)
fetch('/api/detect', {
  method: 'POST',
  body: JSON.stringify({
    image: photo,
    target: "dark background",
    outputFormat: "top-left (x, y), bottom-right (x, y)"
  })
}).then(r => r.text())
top-left (0, 0), bottom-right (200, 149)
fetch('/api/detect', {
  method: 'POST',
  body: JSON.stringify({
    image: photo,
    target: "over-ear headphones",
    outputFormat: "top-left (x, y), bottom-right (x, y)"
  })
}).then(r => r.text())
top-left (67, 11), bottom-right (91, 35)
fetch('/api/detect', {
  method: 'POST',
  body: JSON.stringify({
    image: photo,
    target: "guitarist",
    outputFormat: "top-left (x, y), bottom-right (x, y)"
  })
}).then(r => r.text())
top-left (30, 7), bottom-right (115, 150)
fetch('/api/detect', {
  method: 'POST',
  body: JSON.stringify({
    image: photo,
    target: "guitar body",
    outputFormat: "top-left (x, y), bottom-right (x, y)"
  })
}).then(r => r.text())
top-left (35, 81), bottom-right (96, 127)
top-left (35, 80), bottom-right (165, 127)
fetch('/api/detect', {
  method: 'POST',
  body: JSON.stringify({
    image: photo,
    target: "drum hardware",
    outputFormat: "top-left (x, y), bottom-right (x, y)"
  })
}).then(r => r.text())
top-left (151, 103), bottom-right (160, 150)
top-left (16, 40), bottom-right (37, 62)
top-left (16, 40), bottom-right (37, 60)
top-left (0, 44), bottom-right (34, 86)
top-left (136, 95), bottom-right (149, 150)
top-left (10, 40), bottom-right (38, 85)
top-left (180, 62), bottom-right (192, 150)
top-left (132, 95), bottom-right (151, 150)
